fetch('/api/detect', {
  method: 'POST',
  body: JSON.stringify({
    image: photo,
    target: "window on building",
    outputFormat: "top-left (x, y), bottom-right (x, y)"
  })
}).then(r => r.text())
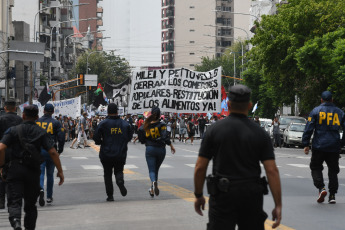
top-left (190, 53), bottom-right (195, 55)
top-left (190, 64), bottom-right (195, 67)
top-left (190, 18), bottom-right (195, 20)
top-left (190, 29), bottom-right (195, 32)
top-left (190, 41), bottom-right (195, 43)
top-left (190, 6), bottom-right (195, 9)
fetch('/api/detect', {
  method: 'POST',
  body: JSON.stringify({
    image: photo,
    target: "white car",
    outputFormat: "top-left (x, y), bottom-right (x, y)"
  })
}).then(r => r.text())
top-left (283, 123), bottom-right (306, 147)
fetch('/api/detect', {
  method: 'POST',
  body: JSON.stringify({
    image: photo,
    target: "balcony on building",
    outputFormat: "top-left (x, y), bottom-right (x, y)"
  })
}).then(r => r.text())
top-left (166, 9), bottom-right (174, 18)
top-left (96, 32), bottom-right (103, 38)
top-left (97, 7), bottom-right (104, 13)
top-left (162, 0), bottom-right (174, 7)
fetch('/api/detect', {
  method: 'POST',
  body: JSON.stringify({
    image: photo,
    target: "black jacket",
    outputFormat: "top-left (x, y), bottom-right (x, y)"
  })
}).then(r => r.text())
top-left (93, 116), bottom-right (133, 160)
top-left (0, 112), bottom-right (23, 162)
top-left (138, 121), bottom-right (171, 147)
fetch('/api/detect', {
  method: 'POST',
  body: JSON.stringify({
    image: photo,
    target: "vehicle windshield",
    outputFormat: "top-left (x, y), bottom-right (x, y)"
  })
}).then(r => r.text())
top-left (280, 117), bottom-right (305, 125)
top-left (289, 124), bottom-right (305, 132)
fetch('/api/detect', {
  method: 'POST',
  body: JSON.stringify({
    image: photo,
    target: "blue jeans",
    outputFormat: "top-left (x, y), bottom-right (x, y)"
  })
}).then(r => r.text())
top-left (145, 146), bottom-right (166, 182)
top-left (40, 150), bottom-right (55, 199)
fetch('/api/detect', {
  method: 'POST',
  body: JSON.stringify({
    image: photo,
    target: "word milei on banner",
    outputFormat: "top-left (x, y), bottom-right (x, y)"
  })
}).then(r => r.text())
top-left (128, 67), bottom-right (222, 113)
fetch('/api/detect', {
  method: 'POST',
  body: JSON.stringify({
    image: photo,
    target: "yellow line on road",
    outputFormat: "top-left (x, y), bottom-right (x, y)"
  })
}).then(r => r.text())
top-left (88, 142), bottom-right (294, 229)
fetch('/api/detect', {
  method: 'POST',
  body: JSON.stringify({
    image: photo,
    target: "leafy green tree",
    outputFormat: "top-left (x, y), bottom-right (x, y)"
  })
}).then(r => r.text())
top-left (75, 50), bottom-right (131, 86)
top-left (247, 0), bottom-right (345, 113)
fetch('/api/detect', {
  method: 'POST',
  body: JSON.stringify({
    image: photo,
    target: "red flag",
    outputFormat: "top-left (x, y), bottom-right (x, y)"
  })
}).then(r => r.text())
top-left (97, 83), bottom-right (104, 91)
top-left (221, 86), bottom-right (227, 100)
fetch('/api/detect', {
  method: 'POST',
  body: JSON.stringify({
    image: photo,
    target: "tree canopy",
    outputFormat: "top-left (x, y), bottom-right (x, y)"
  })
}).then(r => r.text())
top-left (245, 0), bottom-right (345, 116)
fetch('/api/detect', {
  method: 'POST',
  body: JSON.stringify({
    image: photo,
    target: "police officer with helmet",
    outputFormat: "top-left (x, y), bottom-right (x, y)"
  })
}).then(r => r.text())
top-left (93, 103), bottom-right (133, 201)
top-left (0, 105), bottom-right (64, 230)
top-left (302, 91), bottom-right (345, 204)
top-left (194, 84), bottom-right (282, 230)
top-left (36, 103), bottom-right (65, 206)
top-left (0, 100), bottom-right (22, 209)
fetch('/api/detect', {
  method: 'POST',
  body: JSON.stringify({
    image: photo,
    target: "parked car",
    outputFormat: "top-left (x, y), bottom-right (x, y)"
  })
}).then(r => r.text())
top-left (283, 123), bottom-right (306, 147)
top-left (279, 116), bottom-right (306, 142)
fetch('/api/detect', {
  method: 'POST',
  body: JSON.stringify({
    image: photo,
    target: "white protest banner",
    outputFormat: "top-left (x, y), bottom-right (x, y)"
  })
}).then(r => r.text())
top-left (128, 67), bottom-right (222, 113)
top-left (32, 97), bottom-right (81, 119)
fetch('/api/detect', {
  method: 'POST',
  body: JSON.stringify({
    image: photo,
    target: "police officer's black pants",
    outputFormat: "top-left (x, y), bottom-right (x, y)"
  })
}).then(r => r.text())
top-left (100, 158), bottom-right (125, 197)
top-left (0, 179), bottom-right (6, 201)
top-left (208, 183), bottom-right (267, 230)
top-left (7, 163), bottom-right (40, 230)
top-left (310, 149), bottom-right (339, 194)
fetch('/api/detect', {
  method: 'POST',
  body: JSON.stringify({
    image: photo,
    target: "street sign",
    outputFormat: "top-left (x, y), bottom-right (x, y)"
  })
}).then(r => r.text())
top-left (9, 41), bottom-right (45, 62)
top-left (85, 74), bottom-right (98, 86)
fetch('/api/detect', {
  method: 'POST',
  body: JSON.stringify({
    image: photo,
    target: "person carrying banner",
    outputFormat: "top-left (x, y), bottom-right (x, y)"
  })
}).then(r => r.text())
top-left (0, 100), bottom-right (23, 210)
top-left (0, 105), bottom-right (64, 230)
top-left (138, 107), bottom-right (175, 197)
top-left (93, 103), bottom-right (133, 201)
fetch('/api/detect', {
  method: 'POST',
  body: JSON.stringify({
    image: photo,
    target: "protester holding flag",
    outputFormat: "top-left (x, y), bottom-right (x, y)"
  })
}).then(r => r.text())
top-left (138, 107), bottom-right (175, 198)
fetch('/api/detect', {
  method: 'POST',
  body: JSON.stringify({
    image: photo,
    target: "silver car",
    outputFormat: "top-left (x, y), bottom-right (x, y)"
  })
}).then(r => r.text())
top-left (283, 123), bottom-right (306, 147)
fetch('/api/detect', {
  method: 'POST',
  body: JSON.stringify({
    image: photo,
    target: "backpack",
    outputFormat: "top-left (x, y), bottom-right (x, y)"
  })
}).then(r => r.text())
top-left (17, 125), bottom-right (44, 171)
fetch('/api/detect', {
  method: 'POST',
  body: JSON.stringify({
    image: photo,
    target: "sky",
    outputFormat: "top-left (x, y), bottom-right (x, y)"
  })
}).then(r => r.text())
top-left (99, 0), bottom-right (161, 69)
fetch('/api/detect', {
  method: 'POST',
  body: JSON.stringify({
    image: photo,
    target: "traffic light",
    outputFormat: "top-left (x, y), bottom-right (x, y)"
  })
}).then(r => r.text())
top-left (87, 86), bottom-right (97, 91)
top-left (78, 74), bottom-right (84, 85)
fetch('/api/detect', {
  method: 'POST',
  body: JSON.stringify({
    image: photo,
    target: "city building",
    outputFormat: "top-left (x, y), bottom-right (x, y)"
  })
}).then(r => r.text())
top-left (161, 0), bottom-right (251, 70)
top-left (79, 0), bottom-right (103, 50)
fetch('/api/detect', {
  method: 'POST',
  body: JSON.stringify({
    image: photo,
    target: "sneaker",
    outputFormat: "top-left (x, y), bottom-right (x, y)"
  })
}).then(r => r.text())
top-left (46, 197), bottom-right (53, 205)
top-left (317, 188), bottom-right (327, 203)
top-left (153, 181), bottom-right (159, 196)
top-left (39, 190), bottom-right (45, 207)
top-left (148, 187), bottom-right (154, 198)
top-left (106, 196), bottom-right (114, 202)
top-left (69, 146), bottom-right (74, 149)
top-left (118, 184), bottom-right (127, 197)
top-left (329, 194), bottom-right (336, 204)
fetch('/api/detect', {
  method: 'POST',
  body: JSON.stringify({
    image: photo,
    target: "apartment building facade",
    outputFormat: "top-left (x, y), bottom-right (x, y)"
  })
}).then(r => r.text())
top-left (161, 0), bottom-right (251, 69)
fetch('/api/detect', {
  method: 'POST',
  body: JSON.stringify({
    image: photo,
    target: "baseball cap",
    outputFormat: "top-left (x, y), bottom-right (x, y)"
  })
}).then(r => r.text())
top-left (24, 105), bottom-right (39, 117)
top-left (228, 84), bottom-right (251, 102)
top-left (321, 91), bottom-right (332, 101)
top-left (108, 103), bottom-right (118, 114)
top-left (44, 103), bottom-right (54, 112)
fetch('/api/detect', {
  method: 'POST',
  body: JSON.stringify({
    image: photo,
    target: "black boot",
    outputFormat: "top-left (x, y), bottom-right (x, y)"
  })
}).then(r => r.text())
top-left (11, 218), bottom-right (22, 230)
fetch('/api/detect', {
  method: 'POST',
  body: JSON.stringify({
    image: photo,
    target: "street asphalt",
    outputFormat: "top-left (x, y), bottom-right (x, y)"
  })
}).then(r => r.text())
top-left (1, 138), bottom-right (345, 229)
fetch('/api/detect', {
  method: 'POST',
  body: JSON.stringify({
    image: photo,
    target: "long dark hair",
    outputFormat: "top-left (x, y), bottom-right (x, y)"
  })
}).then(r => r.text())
top-left (144, 112), bottom-right (160, 132)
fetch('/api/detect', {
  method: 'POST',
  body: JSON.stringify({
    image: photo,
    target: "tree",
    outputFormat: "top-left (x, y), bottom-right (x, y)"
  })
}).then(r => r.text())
top-left (75, 50), bottom-right (131, 86)
top-left (247, 0), bottom-right (345, 113)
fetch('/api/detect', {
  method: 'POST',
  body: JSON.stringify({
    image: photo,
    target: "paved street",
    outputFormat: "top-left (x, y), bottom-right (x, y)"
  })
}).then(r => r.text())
top-left (1, 139), bottom-right (345, 229)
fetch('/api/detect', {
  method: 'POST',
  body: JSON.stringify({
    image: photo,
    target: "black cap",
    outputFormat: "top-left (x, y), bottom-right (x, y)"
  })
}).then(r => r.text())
top-left (5, 99), bottom-right (16, 106)
top-left (151, 106), bottom-right (161, 116)
top-left (228, 84), bottom-right (251, 102)
top-left (321, 91), bottom-right (332, 101)
top-left (24, 105), bottom-right (39, 117)
top-left (108, 103), bottom-right (118, 114)
top-left (44, 103), bottom-right (54, 112)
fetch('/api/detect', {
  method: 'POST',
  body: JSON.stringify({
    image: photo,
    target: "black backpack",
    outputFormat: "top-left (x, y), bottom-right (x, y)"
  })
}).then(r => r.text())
top-left (17, 124), bottom-right (44, 171)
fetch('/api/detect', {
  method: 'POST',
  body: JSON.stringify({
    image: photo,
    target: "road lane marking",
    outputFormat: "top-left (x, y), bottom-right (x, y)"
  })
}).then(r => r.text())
top-left (186, 164), bottom-right (195, 167)
top-left (125, 164), bottom-right (138, 169)
top-left (183, 155), bottom-right (198, 158)
top-left (72, 157), bottom-right (88, 160)
top-left (175, 146), bottom-right (198, 153)
top-left (284, 174), bottom-right (292, 176)
top-left (160, 164), bottom-right (173, 168)
top-left (287, 164), bottom-right (309, 168)
top-left (297, 176), bottom-right (304, 178)
top-left (81, 165), bottom-right (102, 170)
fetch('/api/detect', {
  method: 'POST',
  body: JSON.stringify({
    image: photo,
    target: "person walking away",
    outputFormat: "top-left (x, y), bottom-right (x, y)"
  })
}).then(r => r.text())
top-left (0, 105), bottom-right (64, 230)
top-left (133, 115), bottom-right (144, 144)
top-left (194, 85), bottom-right (282, 230)
top-left (179, 116), bottom-right (187, 141)
top-left (93, 103), bottom-right (133, 201)
top-left (70, 112), bottom-right (89, 148)
top-left (0, 100), bottom-right (22, 210)
top-left (302, 91), bottom-right (345, 204)
top-left (272, 117), bottom-right (281, 148)
top-left (138, 107), bottom-right (175, 197)
top-left (63, 117), bottom-right (69, 142)
top-left (171, 118), bottom-right (177, 142)
top-left (167, 118), bottom-right (172, 140)
top-left (198, 115), bottom-right (206, 140)
top-left (185, 116), bottom-right (195, 145)
top-left (36, 104), bottom-right (65, 206)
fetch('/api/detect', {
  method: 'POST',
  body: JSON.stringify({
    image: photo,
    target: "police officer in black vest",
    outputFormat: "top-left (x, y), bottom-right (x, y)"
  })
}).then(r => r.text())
top-left (0, 105), bottom-right (64, 230)
top-left (0, 100), bottom-right (22, 209)
top-left (194, 85), bottom-right (282, 230)
top-left (93, 103), bottom-right (133, 201)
